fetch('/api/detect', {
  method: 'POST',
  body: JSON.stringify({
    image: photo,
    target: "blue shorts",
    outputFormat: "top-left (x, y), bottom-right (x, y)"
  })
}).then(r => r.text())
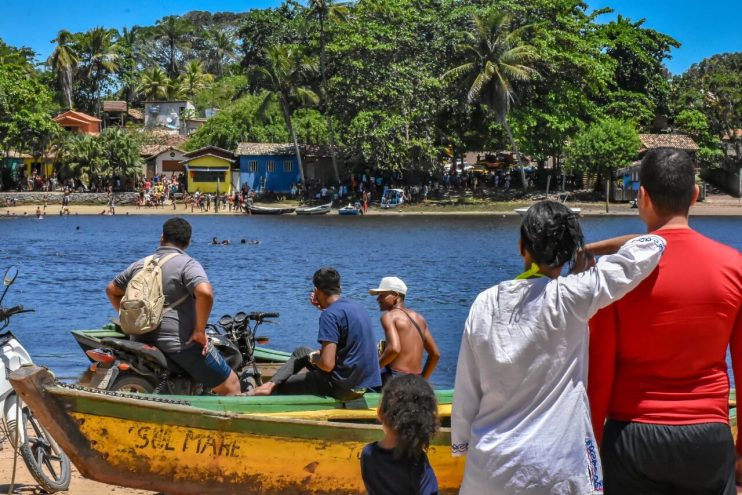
top-left (166, 343), bottom-right (232, 389)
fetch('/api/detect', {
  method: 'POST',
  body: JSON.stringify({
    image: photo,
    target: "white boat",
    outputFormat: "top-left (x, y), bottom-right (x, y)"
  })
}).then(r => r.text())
top-left (295, 202), bottom-right (332, 216)
top-left (514, 207), bottom-right (581, 216)
top-left (338, 205), bottom-right (363, 216)
top-left (246, 205), bottom-right (296, 215)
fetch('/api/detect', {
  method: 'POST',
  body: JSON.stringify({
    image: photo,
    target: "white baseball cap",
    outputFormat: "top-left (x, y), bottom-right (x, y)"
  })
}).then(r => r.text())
top-left (369, 276), bottom-right (408, 295)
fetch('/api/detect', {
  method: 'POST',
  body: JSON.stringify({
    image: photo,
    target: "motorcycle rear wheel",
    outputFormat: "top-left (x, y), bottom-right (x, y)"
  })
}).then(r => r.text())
top-left (109, 374), bottom-right (156, 394)
top-left (19, 407), bottom-right (71, 493)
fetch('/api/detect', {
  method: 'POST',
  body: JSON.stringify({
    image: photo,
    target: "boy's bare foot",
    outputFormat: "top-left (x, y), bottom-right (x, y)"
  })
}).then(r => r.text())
top-left (246, 382), bottom-right (276, 396)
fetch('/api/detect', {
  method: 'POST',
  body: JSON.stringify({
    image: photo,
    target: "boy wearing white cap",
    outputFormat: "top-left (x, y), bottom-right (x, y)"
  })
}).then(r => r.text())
top-left (370, 276), bottom-right (440, 386)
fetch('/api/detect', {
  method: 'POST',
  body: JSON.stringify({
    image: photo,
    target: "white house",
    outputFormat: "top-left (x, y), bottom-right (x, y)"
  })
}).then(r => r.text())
top-left (143, 101), bottom-right (195, 132)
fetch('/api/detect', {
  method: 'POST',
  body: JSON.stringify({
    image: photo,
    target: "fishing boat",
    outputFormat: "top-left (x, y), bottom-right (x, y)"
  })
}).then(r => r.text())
top-left (246, 205), bottom-right (296, 215)
top-left (338, 205), bottom-right (363, 216)
top-left (11, 366), bottom-right (465, 495)
top-left (514, 206), bottom-right (581, 216)
top-left (295, 202), bottom-right (333, 216)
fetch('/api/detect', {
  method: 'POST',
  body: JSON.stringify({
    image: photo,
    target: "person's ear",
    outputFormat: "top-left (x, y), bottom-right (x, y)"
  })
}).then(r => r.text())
top-left (518, 238), bottom-right (525, 257)
top-left (689, 184), bottom-right (700, 207)
top-left (639, 186), bottom-right (652, 211)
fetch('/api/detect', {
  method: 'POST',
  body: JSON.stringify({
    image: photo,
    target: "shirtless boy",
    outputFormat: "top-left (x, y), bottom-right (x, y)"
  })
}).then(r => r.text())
top-left (370, 277), bottom-right (440, 385)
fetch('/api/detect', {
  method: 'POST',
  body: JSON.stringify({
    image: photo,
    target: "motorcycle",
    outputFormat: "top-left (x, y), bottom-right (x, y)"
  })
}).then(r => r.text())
top-left (84, 311), bottom-right (279, 394)
top-left (0, 266), bottom-right (71, 493)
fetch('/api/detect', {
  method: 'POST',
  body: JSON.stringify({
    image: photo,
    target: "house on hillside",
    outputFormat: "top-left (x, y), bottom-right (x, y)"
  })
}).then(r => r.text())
top-left (235, 142), bottom-right (337, 193)
top-left (143, 101), bottom-right (195, 132)
top-left (142, 147), bottom-right (187, 180)
top-left (53, 110), bottom-right (100, 135)
top-left (102, 101), bottom-right (144, 128)
top-left (613, 134), bottom-right (699, 202)
top-left (182, 146), bottom-right (235, 194)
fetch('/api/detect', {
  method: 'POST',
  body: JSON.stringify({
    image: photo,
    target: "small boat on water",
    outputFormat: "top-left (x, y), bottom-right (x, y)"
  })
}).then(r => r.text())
top-left (295, 202), bottom-right (332, 216)
top-left (514, 207), bottom-right (581, 216)
top-left (246, 205), bottom-right (296, 215)
top-left (11, 366), bottom-right (465, 495)
top-left (338, 205), bottom-right (363, 216)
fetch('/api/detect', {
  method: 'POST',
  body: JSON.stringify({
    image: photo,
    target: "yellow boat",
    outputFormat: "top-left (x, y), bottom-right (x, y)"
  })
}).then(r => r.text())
top-left (11, 365), bottom-right (464, 494)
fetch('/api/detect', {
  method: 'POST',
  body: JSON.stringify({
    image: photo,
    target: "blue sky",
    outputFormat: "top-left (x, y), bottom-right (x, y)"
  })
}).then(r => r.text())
top-left (0, 0), bottom-right (739, 74)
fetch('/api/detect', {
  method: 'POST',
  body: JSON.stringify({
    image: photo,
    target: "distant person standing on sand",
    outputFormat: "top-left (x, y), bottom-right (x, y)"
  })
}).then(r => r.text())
top-left (587, 148), bottom-right (742, 494)
top-left (369, 277), bottom-right (440, 386)
top-left (451, 200), bottom-right (666, 494)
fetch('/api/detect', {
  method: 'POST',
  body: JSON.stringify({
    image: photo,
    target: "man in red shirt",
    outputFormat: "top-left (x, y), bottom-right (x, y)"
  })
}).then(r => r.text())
top-left (588, 148), bottom-right (742, 494)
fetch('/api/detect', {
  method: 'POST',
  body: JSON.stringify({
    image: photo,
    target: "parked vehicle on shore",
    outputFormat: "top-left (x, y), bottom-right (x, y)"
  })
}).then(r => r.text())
top-left (79, 312), bottom-right (288, 394)
top-left (0, 266), bottom-right (71, 493)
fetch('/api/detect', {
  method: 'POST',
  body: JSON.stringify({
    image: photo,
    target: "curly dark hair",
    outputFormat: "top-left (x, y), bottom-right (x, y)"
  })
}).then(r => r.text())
top-left (520, 200), bottom-right (584, 270)
top-left (379, 375), bottom-right (439, 460)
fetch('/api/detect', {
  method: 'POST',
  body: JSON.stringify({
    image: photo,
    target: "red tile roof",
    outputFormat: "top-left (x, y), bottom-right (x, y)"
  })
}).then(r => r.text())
top-left (639, 134), bottom-right (698, 151)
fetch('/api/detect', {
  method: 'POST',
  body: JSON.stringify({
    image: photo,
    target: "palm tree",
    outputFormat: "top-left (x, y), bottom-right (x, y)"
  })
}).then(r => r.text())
top-left (78, 27), bottom-right (119, 116)
top-left (137, 66), bottom-right (170, 100)
top-left (304, 0), bottom-right (349, 185)
top-left (444, 10), bottom-right (539, 191)
top-left (207, 29), bottom-right (237, 77)
top-left (48, 30), bottom-right (79, 109)
top-left (254, 45), bottom-right (319, 186)
top-left (116, 26), bottom-right (140, 105)
top-left (179, 60), bottom-right (213, 100)
top-left (154, 16), bottom-right (193, 78)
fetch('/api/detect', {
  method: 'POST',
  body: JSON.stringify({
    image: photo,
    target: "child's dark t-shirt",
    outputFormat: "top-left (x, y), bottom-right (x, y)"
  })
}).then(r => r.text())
top-left (360, 442), bottom-right (438, 495)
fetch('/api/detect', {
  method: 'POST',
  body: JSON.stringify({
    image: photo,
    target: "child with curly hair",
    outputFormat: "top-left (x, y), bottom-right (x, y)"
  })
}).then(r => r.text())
top-left (361, 374), bottom-right (439, 495)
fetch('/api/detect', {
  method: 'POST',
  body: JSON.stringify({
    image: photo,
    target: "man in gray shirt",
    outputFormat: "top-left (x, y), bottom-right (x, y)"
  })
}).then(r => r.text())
top-left (105, 217), bottom-right (241, 395)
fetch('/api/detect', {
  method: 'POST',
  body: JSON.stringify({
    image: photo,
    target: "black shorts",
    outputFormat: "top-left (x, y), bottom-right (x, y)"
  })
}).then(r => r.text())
top-left (601, 419), bottom-right (736, 495)
top-left (165, 343), bottom-right (232, 389)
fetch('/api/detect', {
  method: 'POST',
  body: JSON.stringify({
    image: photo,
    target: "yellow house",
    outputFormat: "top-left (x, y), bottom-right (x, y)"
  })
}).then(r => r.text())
top-left (183, 146), bottom-right (235, 194)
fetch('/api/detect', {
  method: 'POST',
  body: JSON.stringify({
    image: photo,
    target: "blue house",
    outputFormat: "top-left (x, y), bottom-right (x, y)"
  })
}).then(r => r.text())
top-left (235, 143), bottom-right (300, 193)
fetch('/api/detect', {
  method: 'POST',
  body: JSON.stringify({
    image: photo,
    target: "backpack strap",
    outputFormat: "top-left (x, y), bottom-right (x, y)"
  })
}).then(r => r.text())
top-left (153, 253), bottom-right (188, 311)
top-left (393, 308), bottom-right (425, 342)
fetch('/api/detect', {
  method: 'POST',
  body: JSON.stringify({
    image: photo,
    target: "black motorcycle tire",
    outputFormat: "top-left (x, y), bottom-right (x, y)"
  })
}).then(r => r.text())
top-left (19, 406), bottom-right (72, 493)
top-left (109, 374), bottom-right (156, 394)
top-left (240, 375), bottom-right (258, 393)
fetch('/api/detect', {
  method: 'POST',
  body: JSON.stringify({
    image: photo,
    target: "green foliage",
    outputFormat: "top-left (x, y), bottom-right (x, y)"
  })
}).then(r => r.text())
top-left (185, 94), bottom-right (290, 151)
top-left (564, 118), bottom-right (640, 175)
top-left (59, 128), bottom-right (142, 185)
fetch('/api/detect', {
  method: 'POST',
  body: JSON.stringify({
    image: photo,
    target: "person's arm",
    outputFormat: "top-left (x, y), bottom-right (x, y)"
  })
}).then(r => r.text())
top-left (420, 319), bottom-right (441, 380)
top-left (585, 234), bottom-right (643, 256)
top-left (313, 341), bottom-right (337, 372)
top-left (730, 308), bottom-right (742, 481)
top-left (378, 313), bottom-right (401, 368)
top-left (105, 282), bottom-right (125, 311)
top-left (587, 304), bottom-right (618, 446)
top-left (187, 282), bottom-right (213, 356)
top-left (451, 306), bottom-right (483, 457)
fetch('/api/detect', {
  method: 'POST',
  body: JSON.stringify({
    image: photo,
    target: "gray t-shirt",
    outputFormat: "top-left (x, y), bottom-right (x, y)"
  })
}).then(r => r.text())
top-left (112, 245), bottom-right (209, 353)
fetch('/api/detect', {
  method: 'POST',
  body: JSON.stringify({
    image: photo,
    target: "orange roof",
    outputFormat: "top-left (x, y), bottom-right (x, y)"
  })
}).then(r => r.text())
top-left (53, 110), bottom-right (101, 123)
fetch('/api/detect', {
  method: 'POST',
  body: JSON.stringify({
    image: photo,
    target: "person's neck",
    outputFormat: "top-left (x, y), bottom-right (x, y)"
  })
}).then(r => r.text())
top-left (325, 294), bottom-right (341, 307)
top-left (647, 214), bottom-right (690, 232)
top-left (378, 430), bottom-right (398, 450)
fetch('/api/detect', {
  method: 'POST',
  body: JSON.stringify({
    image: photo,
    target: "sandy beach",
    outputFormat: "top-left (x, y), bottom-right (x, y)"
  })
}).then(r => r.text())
top-left (2, 193), bottom-right (741, 218)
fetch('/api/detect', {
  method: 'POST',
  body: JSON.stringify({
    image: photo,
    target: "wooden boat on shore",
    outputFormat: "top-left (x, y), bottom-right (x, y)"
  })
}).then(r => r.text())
top-left (246, 205), bottom-right (296, 215)
top-left (296, 202), bottom-right (332, 216)
top-left (338, 205), bottom-right (363, 216)
top-left (11, 366), bottom-right (464, 494)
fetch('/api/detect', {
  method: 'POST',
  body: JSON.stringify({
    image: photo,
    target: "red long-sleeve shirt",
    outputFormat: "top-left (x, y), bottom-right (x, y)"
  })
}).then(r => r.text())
top-left (588, 228), bottom-right (742, 451)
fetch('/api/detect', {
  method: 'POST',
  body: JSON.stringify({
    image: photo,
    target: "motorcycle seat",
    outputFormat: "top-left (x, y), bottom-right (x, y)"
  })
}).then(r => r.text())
top-left (101, 337), bottom-right (168, 369)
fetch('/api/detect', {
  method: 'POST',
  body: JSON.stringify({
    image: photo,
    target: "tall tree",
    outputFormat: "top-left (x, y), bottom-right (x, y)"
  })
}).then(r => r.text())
top-left (253, 44), bottom-right (319, 186)
top-left (206, 29), bottom-right (237, 77)
top-left (154, 16), bottom-right (193, 77)
top-left (116, 26), bottom-right (141, 105)
top-left (180, 60), bottom-right (213, 100)
top-left (48, 30), bottom-right (79, 109)
top-left (137, 66), bottom-right (170, 100)
top-left (304, 0), bottom-right (349, 184)
top-left (444, 9), bottom-right (539, 191)
top-left (78, 27), bottom-right (119, 115)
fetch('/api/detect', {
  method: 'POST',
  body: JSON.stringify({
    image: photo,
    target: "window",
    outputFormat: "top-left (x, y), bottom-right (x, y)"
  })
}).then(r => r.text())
top-left (192, 171), bottom-right (225, 182)
top-left (283, 160), bottom-right (293, 172)
top-left (248, 160), bottom-right (258, 172)
top-left (267, 160), bottom-right (276, 172)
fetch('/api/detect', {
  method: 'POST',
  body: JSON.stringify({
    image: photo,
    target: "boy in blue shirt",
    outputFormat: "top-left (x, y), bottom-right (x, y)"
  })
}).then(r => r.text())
top-left (248, 267), bottom-right (381, 400)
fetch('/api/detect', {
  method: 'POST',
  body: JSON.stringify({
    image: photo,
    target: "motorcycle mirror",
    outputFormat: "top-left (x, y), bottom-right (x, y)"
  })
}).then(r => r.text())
top-left (218, 315), bottom-right (233, 327)
top-left (233, 312), bottom-right (247, 324)
top-left (0, 266), bottom-right (19, 306)
top-left (3, 266), bottom-right (18, 286)
top-left (256, 337), bottom-right (270, 345)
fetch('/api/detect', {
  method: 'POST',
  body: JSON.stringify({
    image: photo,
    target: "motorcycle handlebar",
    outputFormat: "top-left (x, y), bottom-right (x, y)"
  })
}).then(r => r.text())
top-left (0, 305), bottom-right (34, 319)
top-left (249, 312), bottom-right (279, 320)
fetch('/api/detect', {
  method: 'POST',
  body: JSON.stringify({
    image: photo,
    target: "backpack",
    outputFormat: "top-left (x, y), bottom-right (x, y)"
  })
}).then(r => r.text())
top-left (118, 253), bottom-right (188, 335)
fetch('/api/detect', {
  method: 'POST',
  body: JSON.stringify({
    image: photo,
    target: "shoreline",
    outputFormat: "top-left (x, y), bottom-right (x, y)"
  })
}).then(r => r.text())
top-left (1, 199), bottom-right (740, 217)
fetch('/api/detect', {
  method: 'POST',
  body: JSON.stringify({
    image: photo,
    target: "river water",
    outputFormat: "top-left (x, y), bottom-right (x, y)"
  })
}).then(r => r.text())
top-left (0, 213), bottom-right (740, 388)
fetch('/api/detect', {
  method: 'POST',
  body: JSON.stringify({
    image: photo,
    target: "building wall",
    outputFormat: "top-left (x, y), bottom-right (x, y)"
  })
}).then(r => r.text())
top-left (144, 102), bottom-right (195, 129)
top-left (238, 155), bottom-right (300, 193)
top-left (185, 156), bottom-right (232, 194)
top-left (147, 150), bottom-right (187, 178)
